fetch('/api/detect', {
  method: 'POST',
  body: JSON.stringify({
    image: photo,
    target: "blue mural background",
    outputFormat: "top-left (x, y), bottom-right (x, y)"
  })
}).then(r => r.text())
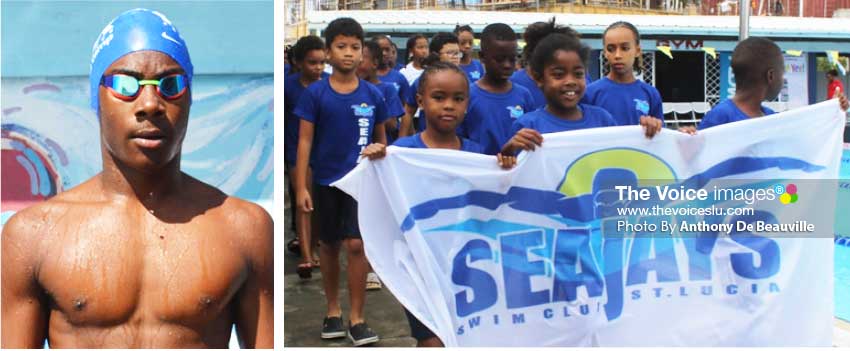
top-left (1, 75), bottom-right (273, 222)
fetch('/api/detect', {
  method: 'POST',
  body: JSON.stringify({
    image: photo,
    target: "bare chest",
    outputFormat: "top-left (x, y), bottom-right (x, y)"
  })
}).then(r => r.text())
top-left (37, 215), bottom-right (247, 327)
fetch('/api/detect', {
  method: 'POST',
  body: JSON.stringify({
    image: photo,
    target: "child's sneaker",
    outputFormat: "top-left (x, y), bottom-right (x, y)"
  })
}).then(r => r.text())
top-left (348, 322), bottom-right (379, 346)
top-left (321, 316), bottom-right (346, 339)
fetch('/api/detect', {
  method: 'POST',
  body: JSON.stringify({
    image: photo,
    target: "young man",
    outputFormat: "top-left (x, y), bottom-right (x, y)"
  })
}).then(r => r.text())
top-left (293, 17), bottom-right (389, 347)
top-left (458, 23), bottom-right (535, 155)
top-left (1, 9), bottom-right (273, 348)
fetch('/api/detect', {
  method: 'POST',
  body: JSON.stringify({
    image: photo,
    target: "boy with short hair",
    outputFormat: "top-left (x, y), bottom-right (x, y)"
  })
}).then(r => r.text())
top-left (695, 38), bottom-right (848, 131)
top-left (293, 17), bottom-right (388, 346)
top-left (458, 23), bottom-right (535, 155)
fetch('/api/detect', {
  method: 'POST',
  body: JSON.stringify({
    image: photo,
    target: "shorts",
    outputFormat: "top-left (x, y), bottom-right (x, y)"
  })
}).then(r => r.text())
top-left (313, 184), bottom-right (361, 243)
top-left (403, 308), bottom-right (437, 341)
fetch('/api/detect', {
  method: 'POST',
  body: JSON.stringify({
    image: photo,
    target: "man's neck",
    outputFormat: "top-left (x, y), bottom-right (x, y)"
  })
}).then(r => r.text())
top-left (99, 152), bottom-right (184, 207)
top-left (460, 55), bottom-right (472, 65)
top-left (732, 89), bottom-right (768, 117)
top-left (377, 66), bottom-right (391, 76)
top-left (477, 74), bottom-right (511, 94)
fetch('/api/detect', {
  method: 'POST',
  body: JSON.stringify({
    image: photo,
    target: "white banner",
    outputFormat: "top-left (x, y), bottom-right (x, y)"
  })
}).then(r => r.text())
top-left (334, 100), bottom-right (845, 347)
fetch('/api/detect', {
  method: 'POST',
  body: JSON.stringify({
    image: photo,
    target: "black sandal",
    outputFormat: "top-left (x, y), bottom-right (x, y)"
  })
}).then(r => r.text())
top-left (296, 262), bottom-right (313, 279)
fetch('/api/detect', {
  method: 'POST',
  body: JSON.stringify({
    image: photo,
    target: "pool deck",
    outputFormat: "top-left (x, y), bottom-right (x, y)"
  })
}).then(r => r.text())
top-left (836, 318), bottom-right (850, 347)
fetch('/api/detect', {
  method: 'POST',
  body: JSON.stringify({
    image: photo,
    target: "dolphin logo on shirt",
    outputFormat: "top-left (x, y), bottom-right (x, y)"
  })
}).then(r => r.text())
top-left (392, 82), bottom-right (400, 93)
top-left (352, 103), bottom-right (376, 117)
top-left (506, 105), bottom-right (524, 119)
top-left (633, 99), bottom-right (650, 115)
top-left (470, 71), bottom-right (481, 80)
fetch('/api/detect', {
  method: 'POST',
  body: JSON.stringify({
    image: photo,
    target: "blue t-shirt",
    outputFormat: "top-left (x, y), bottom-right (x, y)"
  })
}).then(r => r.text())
top-left (378, 69), bottom-right (410, 104)
top-left (510, 104), bottom-right (617, 136)
top-left (698, 99), bottom-right (776, 130)
top-left (294, 78), bottom-right (390, 185)
top-left (374, 81), bottom-right (405, 119)
top-left (510, 69), bottom-right (546, 111)
top-left (459, 82), bottom-right (536, 155)
top-left (582, 77), bottom-right (664, 126)
top-left (393, 133), bottom-right (485, 154)
top-left (374, 80), bottom-right (406, 144)
top-left (394, 62), bottom-right (405, 71)
top-left (284, 64), bottom-right (290, 76)
top-left (461, 59), bottom-right (485, 83)
top-left (284, 72), bottom-right (329, 165)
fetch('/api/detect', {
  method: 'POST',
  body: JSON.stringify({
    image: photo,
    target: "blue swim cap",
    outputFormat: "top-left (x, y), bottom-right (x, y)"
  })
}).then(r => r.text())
top-left (89, 8), bottom-right (193, 112)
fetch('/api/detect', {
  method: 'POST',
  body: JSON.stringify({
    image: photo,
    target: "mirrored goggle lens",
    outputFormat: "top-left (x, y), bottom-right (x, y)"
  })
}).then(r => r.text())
top-left (158, 75), bottom-right (187, 98)
top-left (108, 75), bottom-right (141, 97)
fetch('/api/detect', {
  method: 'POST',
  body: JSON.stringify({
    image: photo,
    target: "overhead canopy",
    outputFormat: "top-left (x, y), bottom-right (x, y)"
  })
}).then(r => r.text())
top-left (306, 10), bottom-right (850, 40)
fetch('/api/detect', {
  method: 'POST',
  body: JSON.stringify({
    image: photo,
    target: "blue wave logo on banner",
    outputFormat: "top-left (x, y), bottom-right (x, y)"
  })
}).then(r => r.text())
top-left (399, 148), bottom-right (824, 329)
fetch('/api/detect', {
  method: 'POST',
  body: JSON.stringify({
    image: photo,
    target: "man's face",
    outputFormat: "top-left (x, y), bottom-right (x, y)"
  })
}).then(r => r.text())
top-left (98, 50), bottom-right (190, 172)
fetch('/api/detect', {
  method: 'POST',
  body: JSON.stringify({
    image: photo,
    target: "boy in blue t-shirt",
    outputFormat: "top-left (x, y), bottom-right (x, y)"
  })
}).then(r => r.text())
top-left (358, 41), bottom-right (406, 144)
top-left (458, 23), bottom-right (535, 155)
top-left (694, 37), bottom-right (848, 131)
top-left (283, 35), bottom-right (328, 278)
top-left (293, 17), bottom-right (388, 347)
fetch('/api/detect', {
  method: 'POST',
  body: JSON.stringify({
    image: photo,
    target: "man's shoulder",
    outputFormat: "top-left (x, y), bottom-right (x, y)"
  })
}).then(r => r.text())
top-left (183, 177), bottom-right (272, 252)
top-left (3, 177), bottom-right (103, 237)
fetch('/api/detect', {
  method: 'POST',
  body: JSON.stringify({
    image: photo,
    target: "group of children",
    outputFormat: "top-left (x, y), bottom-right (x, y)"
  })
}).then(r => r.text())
top-left (284, 16), bottom-right (849, 347)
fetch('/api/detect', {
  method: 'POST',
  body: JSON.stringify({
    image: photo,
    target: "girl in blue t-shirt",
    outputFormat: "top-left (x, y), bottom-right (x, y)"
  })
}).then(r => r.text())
top-left (501, 21), bottom-right (662, 157)
top-left (511, 19), bottom-right (588, 111)
top-left (583, 21), bottom-right (665, 127)
top-left (362, 60), bottom-right (516, 347)
top-left (454, 25), bottom-right (485, 83)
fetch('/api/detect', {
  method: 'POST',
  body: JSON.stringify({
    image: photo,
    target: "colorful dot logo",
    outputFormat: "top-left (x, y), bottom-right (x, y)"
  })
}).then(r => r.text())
top-left (779, 183), bottom-right (798, 204)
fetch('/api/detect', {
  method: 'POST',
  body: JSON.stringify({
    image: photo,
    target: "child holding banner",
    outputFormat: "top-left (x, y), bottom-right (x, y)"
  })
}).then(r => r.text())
top-left (293, 17), bottom-right (388, 346)
top-left (582, 21), bottom-right (665, 127)
top-left (362, 60), bottom-right (517, 347)
top-left (693, 37), bottom-right (848, 131)
top-left (501, 21), bottom-right (662, 156)
top-left (512, 18), bottom-right (592, 111)
top-left (458, 23), bottom-right (535, 155)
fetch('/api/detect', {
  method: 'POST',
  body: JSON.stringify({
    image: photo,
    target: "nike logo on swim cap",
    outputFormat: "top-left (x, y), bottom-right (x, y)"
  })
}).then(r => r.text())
top-left (161, 32), bottom-right (182, 46)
